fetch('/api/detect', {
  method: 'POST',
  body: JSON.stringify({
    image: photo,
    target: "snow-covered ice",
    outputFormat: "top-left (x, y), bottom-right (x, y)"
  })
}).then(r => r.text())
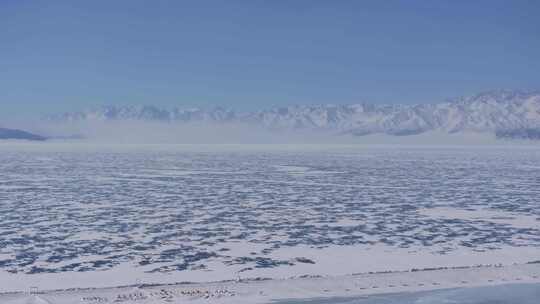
top-left (0, 143), bottom-right (539, 302)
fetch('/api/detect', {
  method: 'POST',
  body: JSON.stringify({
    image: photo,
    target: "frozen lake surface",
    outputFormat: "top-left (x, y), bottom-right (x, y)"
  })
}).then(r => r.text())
top-left (0, 144), bottom-right (539, 291)
top-left (275, 283), bottom-right (540, 304)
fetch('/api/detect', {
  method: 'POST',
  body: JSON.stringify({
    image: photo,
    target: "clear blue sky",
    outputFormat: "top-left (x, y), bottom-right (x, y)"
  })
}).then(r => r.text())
top-left (1, 0), bottom-right (539, 118)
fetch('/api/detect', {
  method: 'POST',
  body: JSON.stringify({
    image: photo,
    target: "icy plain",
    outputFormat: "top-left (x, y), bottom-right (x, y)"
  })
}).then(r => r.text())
top-left (0, 143), bottom-right (539, 302)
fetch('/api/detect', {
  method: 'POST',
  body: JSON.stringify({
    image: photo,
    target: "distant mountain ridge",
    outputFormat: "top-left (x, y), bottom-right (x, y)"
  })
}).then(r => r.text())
top-left (0, 128), bottom-right (47, 141)
top-left (46, 90), bottom-right (540, 138)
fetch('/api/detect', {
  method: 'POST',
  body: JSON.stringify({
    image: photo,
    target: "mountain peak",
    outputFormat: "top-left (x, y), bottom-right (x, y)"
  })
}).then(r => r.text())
top-left (0, 128), bottom-right (47, 141)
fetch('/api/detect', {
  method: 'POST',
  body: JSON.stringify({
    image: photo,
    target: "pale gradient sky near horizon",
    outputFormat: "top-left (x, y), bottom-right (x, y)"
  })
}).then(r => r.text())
top-left (1, 0), bottom-right (539, 119)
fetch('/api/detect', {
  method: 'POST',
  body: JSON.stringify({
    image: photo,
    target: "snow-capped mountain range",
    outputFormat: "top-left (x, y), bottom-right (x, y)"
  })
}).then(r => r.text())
top-left (46, 90), bottom-right (540, 137)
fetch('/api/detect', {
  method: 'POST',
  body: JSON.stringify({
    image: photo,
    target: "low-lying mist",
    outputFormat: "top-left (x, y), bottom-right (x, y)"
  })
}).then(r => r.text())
top-left (34, 121), bottom-right (349, 144)
top-left (24, 120), bottom-right (506, 146)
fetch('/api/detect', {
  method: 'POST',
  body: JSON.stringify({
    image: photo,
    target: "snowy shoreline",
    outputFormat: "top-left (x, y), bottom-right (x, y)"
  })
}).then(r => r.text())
top-left (2, 262), bottom-right (540, 304)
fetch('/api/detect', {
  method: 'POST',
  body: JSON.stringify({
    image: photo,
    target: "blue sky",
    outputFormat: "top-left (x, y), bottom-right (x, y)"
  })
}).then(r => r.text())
top-left (1, 0), bottom-right (539, 118)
